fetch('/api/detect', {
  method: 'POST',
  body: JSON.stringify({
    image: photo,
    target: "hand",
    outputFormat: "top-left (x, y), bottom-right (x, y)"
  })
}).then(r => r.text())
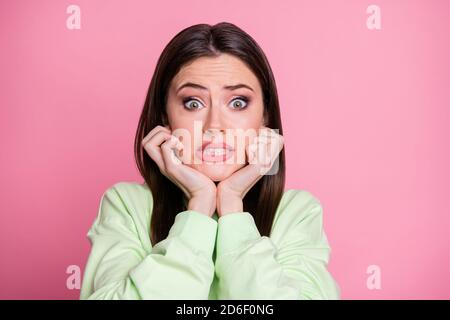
top-left (216, 127), bottom-right (284, 217)
top-left (142, 125), bottom-right (217, 217)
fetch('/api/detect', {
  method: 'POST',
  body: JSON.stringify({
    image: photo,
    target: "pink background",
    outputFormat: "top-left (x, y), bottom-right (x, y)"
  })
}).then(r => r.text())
top-left (1, 0), bottom-right (449, 299)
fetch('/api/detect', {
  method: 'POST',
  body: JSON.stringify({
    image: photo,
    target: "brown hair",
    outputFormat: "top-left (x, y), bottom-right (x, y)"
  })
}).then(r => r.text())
top-left (134, 22), bottom-right (286, 246)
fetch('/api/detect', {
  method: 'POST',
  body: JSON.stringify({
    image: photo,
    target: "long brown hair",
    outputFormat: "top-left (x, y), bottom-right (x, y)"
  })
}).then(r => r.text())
top-left (134, 22), bottom-right (286, 246)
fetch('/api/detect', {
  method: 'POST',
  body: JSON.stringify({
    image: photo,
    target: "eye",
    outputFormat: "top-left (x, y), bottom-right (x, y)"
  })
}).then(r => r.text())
top-left (229, 96), bottom-right (249, 110)
top-left (182, 97), bottom-right (204, 110)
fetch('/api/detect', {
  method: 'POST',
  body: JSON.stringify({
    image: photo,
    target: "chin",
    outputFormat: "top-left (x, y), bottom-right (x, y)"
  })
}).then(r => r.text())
top-left (189, 163), bottom-right (244, 182)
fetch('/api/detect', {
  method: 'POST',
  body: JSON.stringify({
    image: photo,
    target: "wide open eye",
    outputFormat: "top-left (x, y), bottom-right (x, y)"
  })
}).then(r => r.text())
top-left (183, 97), bottom-right (205, 110)
top-left (229, 96), bottom-right (249, 110)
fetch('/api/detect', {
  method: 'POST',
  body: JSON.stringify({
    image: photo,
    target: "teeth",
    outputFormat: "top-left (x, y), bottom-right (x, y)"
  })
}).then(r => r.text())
top-left (204, 148), bottom-right (227, 156)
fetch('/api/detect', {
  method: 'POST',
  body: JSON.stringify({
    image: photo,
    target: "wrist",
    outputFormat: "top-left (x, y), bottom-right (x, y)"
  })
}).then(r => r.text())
top-left (188, 195), bottom-right (216, 217)
top-left (217, 191), bottom-right (243, 216)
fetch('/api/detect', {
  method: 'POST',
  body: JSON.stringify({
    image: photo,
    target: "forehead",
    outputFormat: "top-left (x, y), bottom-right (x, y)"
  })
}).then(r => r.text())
top-left (171, 53), bottom-right (260, 91)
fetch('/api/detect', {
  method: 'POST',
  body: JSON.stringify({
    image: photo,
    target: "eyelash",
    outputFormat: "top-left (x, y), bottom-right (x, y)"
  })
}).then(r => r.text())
top-left (182, 96), bottom-right (250, 110)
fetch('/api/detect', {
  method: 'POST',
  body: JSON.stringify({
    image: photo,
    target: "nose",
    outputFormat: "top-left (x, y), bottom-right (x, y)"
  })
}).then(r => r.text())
top-left (204, 128), bottom-right (225, 140)
top-left (203, 102), bottom-right (226, 137)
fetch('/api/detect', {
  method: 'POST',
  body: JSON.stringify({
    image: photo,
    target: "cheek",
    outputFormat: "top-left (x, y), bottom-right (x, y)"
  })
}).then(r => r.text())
top-left (228, 106), bottom-right (263, 127)
top-left (169, 124), bottom-right (195, 163)
top-left (167, 109), bottom-right (187, 128)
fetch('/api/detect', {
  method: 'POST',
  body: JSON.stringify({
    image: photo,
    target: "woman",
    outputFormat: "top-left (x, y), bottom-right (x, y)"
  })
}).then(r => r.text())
top-left (80, 22), bottom-right (340, 300)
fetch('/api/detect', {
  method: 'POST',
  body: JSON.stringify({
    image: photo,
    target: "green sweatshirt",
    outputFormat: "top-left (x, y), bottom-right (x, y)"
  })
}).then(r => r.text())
top-left (79, 182), bottom-right (340, 300)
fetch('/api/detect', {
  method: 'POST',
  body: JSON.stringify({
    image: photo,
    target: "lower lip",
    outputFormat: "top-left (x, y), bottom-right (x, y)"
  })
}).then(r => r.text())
top-left (196, 148), bottom-right (234, 163)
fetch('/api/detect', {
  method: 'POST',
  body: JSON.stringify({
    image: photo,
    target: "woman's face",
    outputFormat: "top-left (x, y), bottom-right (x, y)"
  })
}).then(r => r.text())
top-left (166, 53), bottom-right (265, 182)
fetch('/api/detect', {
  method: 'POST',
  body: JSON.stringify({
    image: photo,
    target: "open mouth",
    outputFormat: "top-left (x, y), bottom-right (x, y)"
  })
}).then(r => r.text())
top-left (196, 142), bottom-right (234, 163)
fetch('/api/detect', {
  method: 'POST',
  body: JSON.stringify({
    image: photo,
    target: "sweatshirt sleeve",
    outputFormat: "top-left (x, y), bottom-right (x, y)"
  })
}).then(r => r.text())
top-left (214, 190), bottom-right (341, 300)
top-left (79, 185), bottom-right (217, 300)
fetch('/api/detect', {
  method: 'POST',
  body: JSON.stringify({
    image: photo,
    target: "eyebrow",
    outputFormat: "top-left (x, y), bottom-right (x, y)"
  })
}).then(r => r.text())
top-left (176, 82), bottom-right (254, 93)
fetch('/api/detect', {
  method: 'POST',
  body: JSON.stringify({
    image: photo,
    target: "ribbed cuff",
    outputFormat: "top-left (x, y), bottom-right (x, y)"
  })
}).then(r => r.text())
top-left (167, 210), bottom-right (218, 258)
top-left (216, 212), bottom-right (261, 256)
